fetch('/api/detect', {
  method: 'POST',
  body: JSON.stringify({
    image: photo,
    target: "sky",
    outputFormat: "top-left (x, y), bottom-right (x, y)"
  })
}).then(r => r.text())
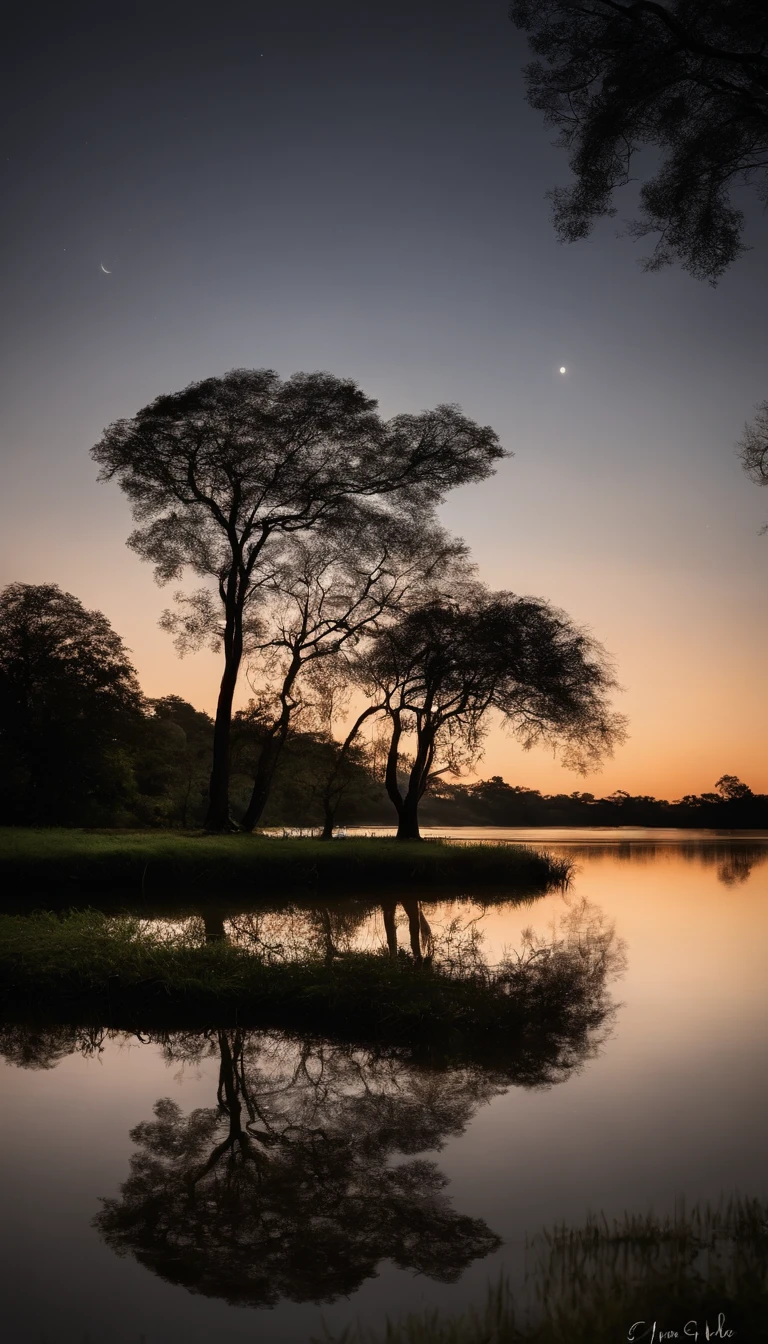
top-left (2, 0), bottom-right (766, 800)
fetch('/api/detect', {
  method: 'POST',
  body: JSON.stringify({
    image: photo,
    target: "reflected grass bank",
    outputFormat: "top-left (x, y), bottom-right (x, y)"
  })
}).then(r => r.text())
top-left (0, 828), bottom-right (572, 900)
top-left (0, 902), bottom-right (620, 1066)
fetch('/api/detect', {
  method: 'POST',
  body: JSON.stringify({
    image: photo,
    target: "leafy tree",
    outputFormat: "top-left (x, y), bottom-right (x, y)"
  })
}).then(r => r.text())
top-left (509, 0), bottom-right (768, 282)
top-left (361, 588), bottom-right (626, 839)
top-left (737, 400), bottom-right (768, 530)
top-left (0, 583), bottom-right (143, 824)
top-left (714, 772), bottom-right (753, 801)
top-left (133, 696), bottom-right (213, 828)
top-left (92, 369), bottom-right (505, 831)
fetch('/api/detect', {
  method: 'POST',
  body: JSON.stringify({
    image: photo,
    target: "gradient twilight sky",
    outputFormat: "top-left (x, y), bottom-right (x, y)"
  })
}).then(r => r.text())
top-left (2, 0), bottom-right (766, 799)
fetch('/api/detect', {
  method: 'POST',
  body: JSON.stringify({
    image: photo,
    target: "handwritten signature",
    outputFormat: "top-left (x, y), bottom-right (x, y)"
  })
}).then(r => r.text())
top-left (628, 1317), bottom-right (735, 1342)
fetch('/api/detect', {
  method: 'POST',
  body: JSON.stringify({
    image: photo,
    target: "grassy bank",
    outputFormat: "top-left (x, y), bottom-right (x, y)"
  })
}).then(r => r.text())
top-left (0, 828), bottom-right (572, 899)
top-left (0, 910), bottom-right (602, 1067)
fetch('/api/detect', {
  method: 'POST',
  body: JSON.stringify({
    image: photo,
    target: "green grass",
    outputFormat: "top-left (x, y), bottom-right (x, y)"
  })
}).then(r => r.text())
top-left (0, 828), bottom-right (572, 900)
top-left (0, 909), bottom-right (604, 1069)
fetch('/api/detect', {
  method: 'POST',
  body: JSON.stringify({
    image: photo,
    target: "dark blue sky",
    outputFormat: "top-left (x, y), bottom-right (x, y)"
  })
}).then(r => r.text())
top-left (2, 0), bottom-right (766, 794)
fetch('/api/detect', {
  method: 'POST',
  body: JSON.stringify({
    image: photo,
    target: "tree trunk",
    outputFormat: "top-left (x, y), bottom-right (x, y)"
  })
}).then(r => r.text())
top-left (402, 898), bottom-right (424, 961)
top-left (320, 799), bottom-right (336, 841)
top-left (381, 900), bottom-right (399, 961)
top-left (395, 791), bottom-right (422, 841)
top-left (319, 703), bottom-right (383, 841)
top-left (240, 728), bottom-right (288, 832)
top-left (204, 594), bottom-right (243, 832)
top-left (384, 711), bottom-right (405, 825)
top-left (394, 727), bottom-right (435, 842)
top-left (202, 909), bottom-right (227, 942)
top-left (204, 656), bottom-right (240, 830)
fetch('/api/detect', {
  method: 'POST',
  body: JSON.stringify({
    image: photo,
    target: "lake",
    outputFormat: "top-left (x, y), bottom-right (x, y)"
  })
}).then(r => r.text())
top-left (2, 830), bottom-right (768, 1343)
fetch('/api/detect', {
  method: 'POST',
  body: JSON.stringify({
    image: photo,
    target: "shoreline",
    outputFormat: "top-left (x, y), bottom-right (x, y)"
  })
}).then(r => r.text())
top-left (0, 828), bottom-right (572, 898)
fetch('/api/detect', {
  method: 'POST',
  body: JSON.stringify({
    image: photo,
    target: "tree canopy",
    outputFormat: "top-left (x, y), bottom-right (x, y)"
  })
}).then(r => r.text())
top-left (509, 0), bottom-right (768, 282)
top-left (92, 369), bottom-right (506, 830)
top-left (360, 587), bottom-right (626, 839)
top-left (0, 583), bottom-right (144, 824)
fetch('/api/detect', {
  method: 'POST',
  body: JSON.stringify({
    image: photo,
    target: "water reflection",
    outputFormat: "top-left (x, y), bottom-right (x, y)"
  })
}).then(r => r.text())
top-left (554, 841), bottom-right (768, 886)
top-left (95, 1031), bottom-right (503, 1306)
top-left (145, 891), bottom-right (620, 988)
top-left (0, 904), bottom-right (625, 1312)
top-left (318, 1199), bottom-right (768, 1343)
top-left (218, 898), bottom-right (436, 964)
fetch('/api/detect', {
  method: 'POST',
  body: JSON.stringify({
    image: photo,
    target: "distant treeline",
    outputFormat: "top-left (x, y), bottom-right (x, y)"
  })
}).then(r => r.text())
top-left (419, 774), bottom-right (768, 830)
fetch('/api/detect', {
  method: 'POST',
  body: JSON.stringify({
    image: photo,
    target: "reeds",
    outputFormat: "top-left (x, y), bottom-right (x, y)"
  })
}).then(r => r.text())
top-left (314, 1198), bottom-right (768, 1343)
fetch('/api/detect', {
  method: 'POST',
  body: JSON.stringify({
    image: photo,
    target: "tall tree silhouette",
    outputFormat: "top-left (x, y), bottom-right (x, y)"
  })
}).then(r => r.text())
top-left (510, 0), bottom-right (768, 282)
top-left (92, 370), bottom-right (505, 831)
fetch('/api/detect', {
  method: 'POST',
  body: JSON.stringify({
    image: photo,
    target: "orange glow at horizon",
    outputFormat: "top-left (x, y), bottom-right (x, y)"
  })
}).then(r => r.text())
top-left (48, 551), bottom-right (766, 803)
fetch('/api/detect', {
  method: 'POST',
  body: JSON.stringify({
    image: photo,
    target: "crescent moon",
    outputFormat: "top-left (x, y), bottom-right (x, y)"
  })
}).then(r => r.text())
top-left (100, 263), bottom-right (111, 274)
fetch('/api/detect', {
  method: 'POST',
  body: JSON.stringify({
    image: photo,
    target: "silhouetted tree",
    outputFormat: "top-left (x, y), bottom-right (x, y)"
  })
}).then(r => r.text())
top-left (0, 583), bottom-right (144, 824)
top-left (509, 0), bottom-right (768, 282)
top-left (318, 711), bottom-right (383, 839)
top-left (133, 695), bottom-right (213, 827)
top-left (715, 772), bottom-right (753, 801)
top-left (92, 370), bottom-right (505, 831)
top-left (737, 400), bottom-right (768, 530)
top-left (237, 520), bottom-right (466, 831)
top-left (362, 589), bottom-right (626, 839)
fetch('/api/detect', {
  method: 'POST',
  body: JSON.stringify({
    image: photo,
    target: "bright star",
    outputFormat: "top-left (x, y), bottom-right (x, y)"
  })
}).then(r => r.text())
top-left (559, 366), bottom-right (567, 374)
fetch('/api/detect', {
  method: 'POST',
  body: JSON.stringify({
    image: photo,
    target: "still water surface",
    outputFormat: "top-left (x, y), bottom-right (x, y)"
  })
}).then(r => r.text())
top-left (2, 831), bottom-right (767, 1343)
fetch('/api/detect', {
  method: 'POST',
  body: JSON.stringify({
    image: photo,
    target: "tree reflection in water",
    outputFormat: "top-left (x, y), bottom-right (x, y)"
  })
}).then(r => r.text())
top-left (0, 900), bottom-right (625, 1310)
top-left (208, 897), bottom-right (434, 964)
top-left (200, 891), bottom-right (616, 976)
top-left (559, 842), bottom-right (768, 888)
top-left (95, 1031), bottom-right (504, 1306)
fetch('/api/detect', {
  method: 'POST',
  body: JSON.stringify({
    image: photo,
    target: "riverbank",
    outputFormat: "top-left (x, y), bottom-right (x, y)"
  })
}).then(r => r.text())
top-left (0, 828), bottom-right (572, 899)
top-left (0, 910), bottom-right (600, 1065)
